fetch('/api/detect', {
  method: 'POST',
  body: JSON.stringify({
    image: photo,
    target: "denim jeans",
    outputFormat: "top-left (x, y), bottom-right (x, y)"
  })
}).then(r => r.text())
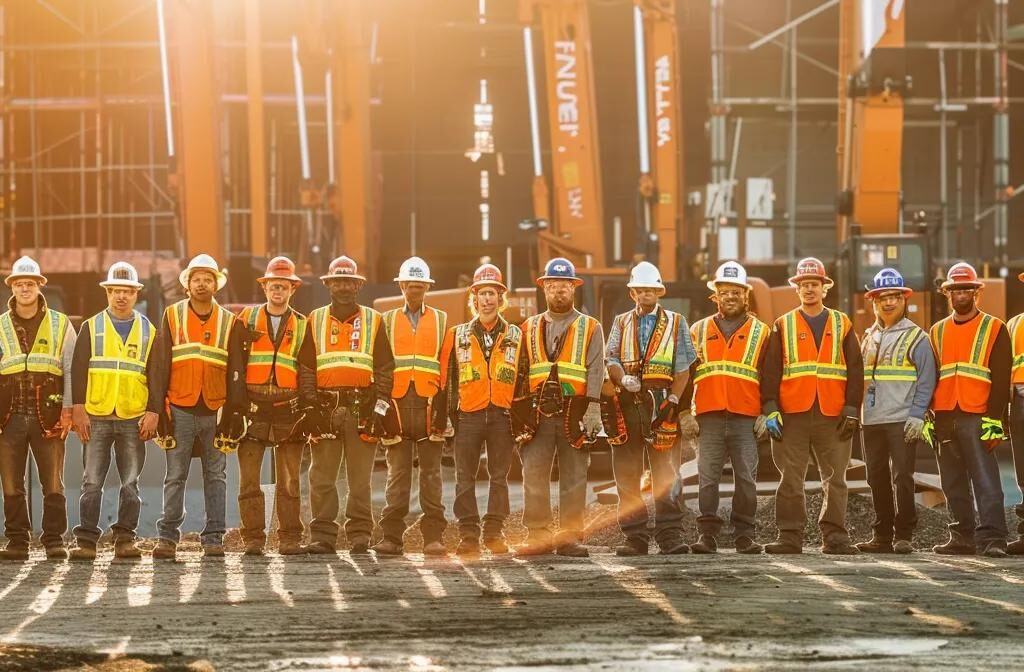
top-left (695, 411), bottom-right (758, 538)
top-left (453, 405), bottom-right (515, 540)
top-left (862, 422), bottom-right (918, 542)
top-left (1010, 396), bottom-right (1024, 538)
top-left (0, 413), bottom-right (67, 548)
top-left (156, 406), bottom-right (225, 545)
top-left (520, 415), bottom-right (590, 543)
top-left (934, 410), bottom-right (1007, 546)
top-left (308, 408), bottom-right (377, 546)
top-left (73, 416), bottom-right (146, 546)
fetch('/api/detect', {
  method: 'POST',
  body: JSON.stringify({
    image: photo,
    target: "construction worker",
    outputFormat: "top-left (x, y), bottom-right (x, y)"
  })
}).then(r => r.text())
top-left (438, 263), bottom-right (523, 556)
top-left (374, 257), bottom-right (449, 557)
top-left (605, 261), bottom-right (696, 556)
top-left (1009, 270), bottom-right (1024, 556)
top-left (856, 269), bottom-right (936, 555)
top-left (147, 253), bottom-right (248, 559)
top-left (305, 256), bottom-right (395, 555)
top-left (760, 257), bottom-right (864, 555)
top-left (515, 257), bottom-right (605, 558)
top-left (236, 257), bottom-right (316, 556)
top-left (929, 262), bottom-right (1010, 558)
top-left (68, 262), bottom-right (156, 560)
top-left (0, 256), bottom-right (76, 561)
top-left (688, 261), bottom-right (769, 555)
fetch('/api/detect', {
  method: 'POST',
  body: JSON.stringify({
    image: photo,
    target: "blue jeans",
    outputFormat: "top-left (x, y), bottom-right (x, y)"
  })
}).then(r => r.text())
top-left (520, 416), bottom-right (590, 543)
top-left (934, 410), bottom-right (1007, 546)
top-left (156, 406), bottom-right (225, 545)
top-left (696, 412), bottom-right (758, 537)
top-left (73, 416), bottom-right (146, 546)
top-left (453, 405), bottom-right (515, 539)
top-left (1010, 396), bottom-right (1024, 537)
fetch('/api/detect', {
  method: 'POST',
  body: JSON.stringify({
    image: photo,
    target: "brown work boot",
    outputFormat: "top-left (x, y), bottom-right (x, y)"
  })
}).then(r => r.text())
top-left (202, 544), bottom-right (225, 558)
top-left (457, 538), bottom-right (481, 557)
top-left (822, 540), bottom-right (860, 555)
top-left (114, 540), bottom-right (143, 559)
top-left (371, 539), bottom-right (404, 556)
top-left (933, 538), bottom-right (975, 555)
top-left (1007, 537), bottom-right (1024, 555)
top-left (892, 539), bottom-right (914, 554)
top-left (736, 536), bottom-right (763, 554)
top-left (348, 537), bottom-right (371, 555)
top-left (614, 537), bottom-right (648, 557)
top-left (302, 540), bottom-right (336, 555)
top-left (765, 535), bottom-right (803, 554)
top-left (69, 544), bottom-right (97, 561)
top-left (483, 537), bottom-right (509, 555)
top-left (152, 540), bottom-right (177, 560)
top-left (855, 536), bottom-right (894, 554)
top-left (0, 545), bottom-right (29, 561)
top-left (657, 532), bottom-right (690, 555)
top-left (555, 540), bottom-right (589, 558)
top-left (691, 534), bottom-right (718, 554)
top-left (277, 541), bottom-right (304, 556)
top-left (515, 534), bottom-right (554, 557)
top-left (422, 541), bottom-right (447, 557)
top-left (981, 541), bottom-right (1008, 558)
top-left (45, 545), bottom-right (68, 561)
top-left (243, 540), bottom-right (265, 556)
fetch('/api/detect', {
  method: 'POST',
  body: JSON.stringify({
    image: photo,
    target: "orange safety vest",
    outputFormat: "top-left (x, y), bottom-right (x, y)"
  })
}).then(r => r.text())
top-left (440, 319), bottom-right (523, 412)
top-left (613, 307), bottom-right (682, 388)
top-left (383, 305), bottom-right (447, 399)
top-left (777, 308), bottom-right (852, 416)
top-left (523, 312), bottom-right (599, 396)
top-left (309, 305), bottom-right (380, 389)
top-left (930, 312), bottom-right (1002, 413)
top-left (240, 305), bottom-right (307, 390)
top-left (165, 299), bottom-right (236, 410)
top-left (691, 315), bottom-right (769, 417)
top-left (1009, 313), bottom-right (1024, 385)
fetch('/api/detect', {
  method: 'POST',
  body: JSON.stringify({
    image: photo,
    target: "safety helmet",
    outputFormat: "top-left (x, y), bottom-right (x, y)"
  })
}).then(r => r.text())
top-left (707, 260), bottom-right (752, 292)
top-left (788, 257), bottom-right (834, 289)
top-left (320, 255), bottom-right (366, 282)
top-left (179, 253), bottom-right (228, 290)
top-left (940, 262), bottom-right (983, 291)
top-left (258, 256), bottom-right (302, 285)
top-left (536, 257), bottom-right (583, 287)
top-left (470, 263), bottom-right (506, 292)
top-left (100, 261), bottom-right (144, 290)
top-left (627, 261), bottom-right (666, 294)
top-left (4, 255), bottom-right (47, 287)
top-left (394, 256), bottom-right (434, 284)
top-left (864, 267), bottom-right (911, 298)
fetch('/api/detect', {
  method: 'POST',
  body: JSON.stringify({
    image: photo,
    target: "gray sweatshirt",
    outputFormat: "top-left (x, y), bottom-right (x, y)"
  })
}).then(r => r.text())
top-left (860, 317), bottom-right (936, 425)
top-left (541, 309), bottom-right (606, 400)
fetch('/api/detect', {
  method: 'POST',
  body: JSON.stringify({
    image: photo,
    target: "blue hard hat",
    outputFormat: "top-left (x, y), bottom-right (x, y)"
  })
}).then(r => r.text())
top-left (865, 268), bottom-right (912, 297)
top-left (536, 257), bottom-right (584, 287)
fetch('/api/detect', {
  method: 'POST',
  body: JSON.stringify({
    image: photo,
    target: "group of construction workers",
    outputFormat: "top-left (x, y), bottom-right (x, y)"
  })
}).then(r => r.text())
top-left (0, 249), bottom-right (1021, 561)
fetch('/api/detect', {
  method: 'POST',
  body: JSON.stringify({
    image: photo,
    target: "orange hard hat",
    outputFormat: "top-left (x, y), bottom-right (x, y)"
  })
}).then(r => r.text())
top-left (258, 256), bottom-right (302, 285)
top-left (320, 255), bottom-right (365, 282)
top-left (788, 257), bottom-right (834, 289)
top-left (940, 262), bottom-right (983, 291)
top-left (470, 263), bottom-right (506, 292)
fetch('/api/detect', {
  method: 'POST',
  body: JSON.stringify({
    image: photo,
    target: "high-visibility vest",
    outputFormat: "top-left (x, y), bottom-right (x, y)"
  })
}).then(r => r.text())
top-left (691, 315), bottom-right (768, 416)
top-left (777, 308), bottom-right (852, 416)
top-left (0, 307), bottom-right (69, 377)
top-left (930, 312), bottom-right (1002, 413)
top-left (309, 305), bottom-right (380, 389)
top-left (863, 324), bottom-right (926, 385)
top-left (523, 312), bottom-right (599, 396)
top-left (383, 305), bottom-right (447, 399)
top-left (1009, 313), bottom-right (1024, 385)
top-left (240, 305), bottom-right (306, 390)
top-left (613, 307), bottom-right (681, 387)
top-left (85, 310), bottom-right (154, 418)
top-left (165, 299), bottom-right (236, 410)
top-left (441, 319), bottom-right (523, 412)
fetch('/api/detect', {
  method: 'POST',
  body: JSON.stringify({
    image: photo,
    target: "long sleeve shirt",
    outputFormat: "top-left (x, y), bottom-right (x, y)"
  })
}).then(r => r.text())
top-left (519, 308), bottom-right (605, 401)
top-left (860, 317), bottom-right (937, 425)
top-left (0, 297), bottom-right (76, 412)
top-left (71, 311), bottom-right (156, 418)
top-left (985, 323), bottom-right (1011, 419)
top-left (243, 305), bottom-right (319, 408)
top-left (760, 310), bottom-right (865, 418)
top-left (605, 306), bottom-right (697, 374)
top-left (329, 302), bottom-right (395, 401)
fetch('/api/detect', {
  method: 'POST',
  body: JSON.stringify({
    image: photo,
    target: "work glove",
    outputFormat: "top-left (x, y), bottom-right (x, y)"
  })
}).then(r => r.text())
top-left (620, 375), bottom-right (641, 393)
top-left (652, 396), bottom-right (681, 432)
top-left (214, 409), bottom-right (249, 454)
top-left (903, 416), bottom-right (925, 444)
top-left (980, 416), bottom-right (1005, 452)
top-left (765, 411), bottom-right (784, 441)
top-left (155, 408), bottom-right (176, 451)
top-left (921, 416), bottom-right (935, 449)
top-left (753, 414), bottom-right (769, 440)
top-left (301, 406), bottom-right (333, 441)
top-left (678, 411), bottom-right (700, 440)
top-left (581, 401), bottom-right (604, 439)
top-left (836, 415), bottom-right (860, 442)
top-left (362, 398), bottom-right (392, 441)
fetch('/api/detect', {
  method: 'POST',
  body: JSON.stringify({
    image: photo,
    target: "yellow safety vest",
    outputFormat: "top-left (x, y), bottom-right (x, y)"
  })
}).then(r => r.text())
top-left (0, 308), bottom-right (69, 377)
top-left (85, 310), bottom-right (154, 418)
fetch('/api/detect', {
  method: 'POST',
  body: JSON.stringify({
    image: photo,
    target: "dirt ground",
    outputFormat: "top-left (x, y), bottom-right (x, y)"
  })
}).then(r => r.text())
top-left (1, 494), bottom-right (1023, 671)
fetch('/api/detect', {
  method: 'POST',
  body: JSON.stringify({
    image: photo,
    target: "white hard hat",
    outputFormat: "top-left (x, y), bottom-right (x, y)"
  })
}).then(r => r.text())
top-left (179, 253), bottom-right (227, 290)
top-left (100, 261), bottom-right (144, 289)
top-left (707, 260), bottom-right (752, 291)
top-left (394, 256), bottom-right (434, 284)
top-left (4, 255), bottom-right (47, 287)
top-left (627, 261), bottom-right (665, 294)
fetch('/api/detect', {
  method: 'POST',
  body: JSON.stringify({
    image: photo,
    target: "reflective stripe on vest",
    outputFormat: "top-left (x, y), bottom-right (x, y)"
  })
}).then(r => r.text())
top-left (451, 320), bottom-right (522, 411)
top-left (383, 306), bottom-right (447, 398)
top-left (0, 309), bottom-right (68, 376)
top-left (85, 310), bottom-right (153, 417)
top-left (782, 310), bottom-right (848, 381)
top-left (1010, 313), bottom-right (1024, 384)
top-left (242, 306), bottom-right (306, 388)
top-left (690, 315), bottom-right (767, 416)
top-left (617, 307), bottom-right (679, 383)
top-left (310, 305), bottom-right (379, 387)
top-left (693, 317), bottom-right (766, 385)
top-left (932, 314), bottom-right (995, 384)
top-left (865, 327), bottom-right (924, 383)
top-left (777, 308), bottom-right (851, 416)
top-left (524, 313), bottom-right (595, 395)
top-left (930, 312), bottom-right (1001, 413)
top-left (167, 300), bottom-right (233, 368)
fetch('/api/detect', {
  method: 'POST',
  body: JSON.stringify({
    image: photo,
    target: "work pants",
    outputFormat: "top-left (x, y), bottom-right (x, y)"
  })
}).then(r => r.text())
top-left (308, 408), bottom-right (377, 546)
top-left (157, 407), bottom-right (225, 546)
top-left (237, 439), bottom-right (304, 545)
top-left (0, 413), bottom-right (66, 548)
top-left (453, 405), bottom-right (515, 541)
top-left (73, 416), bottom-right (146, 547)
top-left (862, 422), bottom-right (918, 542)
top-left (1010, 396), bottom-right (1024, 540)
top-left (695, 411), bottom-right (758, 538)
top-left (520, 415), bottom-right (590, 544)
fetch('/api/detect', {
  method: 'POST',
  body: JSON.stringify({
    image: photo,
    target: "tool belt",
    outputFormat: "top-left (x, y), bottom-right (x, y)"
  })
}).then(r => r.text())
top-left (246, 396), bottom-right (304, 444)
top-left (318, 387), bottom-right (401, 443)
top-left (510, 387), bottom-right (594, 449)
top-left (318, 387), bottom-right (371, 418)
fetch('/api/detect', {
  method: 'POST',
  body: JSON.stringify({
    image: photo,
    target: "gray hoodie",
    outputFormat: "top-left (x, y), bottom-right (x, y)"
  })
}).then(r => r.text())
top-left (860, 316), bottom-right (937, 426)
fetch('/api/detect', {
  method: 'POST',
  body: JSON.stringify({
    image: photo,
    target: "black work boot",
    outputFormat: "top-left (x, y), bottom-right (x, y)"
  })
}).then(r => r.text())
top-left (691, 534), bottom-right (718, 554)
top-left (735, 536), bottom-right (763, 554)
top-left (855, 535), bottom-right (894, 554)
top-left (933, 536), bottom-right (975, 556)
top-left (614, 536), bottom-right (649, 557)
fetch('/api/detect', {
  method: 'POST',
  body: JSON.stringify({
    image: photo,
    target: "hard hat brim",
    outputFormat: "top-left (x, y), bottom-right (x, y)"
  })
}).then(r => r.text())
top-left (788, 273), bottom-right (834, 289)
top-left (471, 279), bottom-right (507, 292)
top-left (536, 275), bottom-right (584, 287)
top-left (100, 279), bottom-right (144, 290)
top-left (394, 275), bottom-right (435, 284)
top-left (320, 272), bottom-right (366, 282)
top-left (707, 279), bottom-right (752, 292)
top-left (939, 280), bottom-right (984, 291)
top-left (179, 267), bottom-right (228, 291)
top-left (864, 286), bottom-right (912, 298)
top-left (258, 273), bottom-right (302, 285)
top-left (4, 272), bottom-right (47, 287)
top-left (627, 282), bottom-right (667, 296)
